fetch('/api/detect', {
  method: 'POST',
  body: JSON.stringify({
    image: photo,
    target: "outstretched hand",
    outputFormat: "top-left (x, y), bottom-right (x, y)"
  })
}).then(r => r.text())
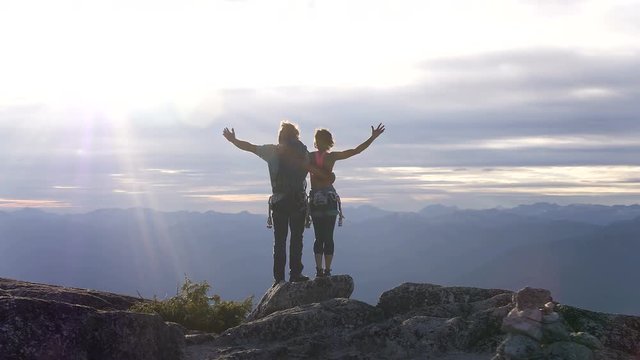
top-left (371, 123), bottom-right (385, 139)
top-left (223, 127), bottom-right (236, 142)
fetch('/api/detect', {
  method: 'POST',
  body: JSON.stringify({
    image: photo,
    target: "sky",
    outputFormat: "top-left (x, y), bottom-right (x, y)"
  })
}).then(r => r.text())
top-left (1, 0), bottom-right (639, 213)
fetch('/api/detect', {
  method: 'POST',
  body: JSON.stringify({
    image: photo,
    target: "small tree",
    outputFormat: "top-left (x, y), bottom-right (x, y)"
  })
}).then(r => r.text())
top-left (131, 276), bottom-right (252, 333)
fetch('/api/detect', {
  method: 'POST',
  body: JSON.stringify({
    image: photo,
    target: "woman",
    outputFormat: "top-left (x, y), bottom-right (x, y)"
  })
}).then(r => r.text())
top-left (309, 123), bottom-right (385, 277)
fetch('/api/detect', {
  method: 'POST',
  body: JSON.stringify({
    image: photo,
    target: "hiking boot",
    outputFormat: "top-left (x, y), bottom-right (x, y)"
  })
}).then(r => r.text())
top-left (290, 274), bottom-right (309, 282)
top-left (272, 279), bottom-right (285, 288)
top-left (316, 267), bottom-right (325, 278)
top-left (324, 269), bottom-right (332, 277)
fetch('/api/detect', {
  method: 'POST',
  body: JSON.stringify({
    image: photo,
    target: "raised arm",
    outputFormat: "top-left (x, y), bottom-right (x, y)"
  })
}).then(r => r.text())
top-left (331, 123), bottom-right (385, 161)
top-left (223, 127), bottom-right (258, 154)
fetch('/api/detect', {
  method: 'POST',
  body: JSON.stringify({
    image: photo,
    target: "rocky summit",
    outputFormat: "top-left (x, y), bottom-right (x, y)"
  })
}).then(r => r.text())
top-left (0, 278), bottom-right (185, 360)
top-left (186, 280), bottom-right (640, 359)
top-left (1, 277), bottom-right (639, 360)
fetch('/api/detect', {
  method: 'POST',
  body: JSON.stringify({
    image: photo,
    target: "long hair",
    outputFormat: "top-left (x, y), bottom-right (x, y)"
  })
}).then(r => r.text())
top-left (278, 120), bottom-right (300, 144)
top-left (275, 121), bottom-right (307, 193)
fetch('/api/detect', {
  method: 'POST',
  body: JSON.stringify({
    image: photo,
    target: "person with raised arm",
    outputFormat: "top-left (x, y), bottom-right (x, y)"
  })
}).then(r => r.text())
top-left (309, 123), bottom-right (385, 278)
top-left (222, 121), bottom-right (330, 286)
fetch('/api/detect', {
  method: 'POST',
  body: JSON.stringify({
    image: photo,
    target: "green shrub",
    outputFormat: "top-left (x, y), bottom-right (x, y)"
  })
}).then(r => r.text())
top-left (130, 276), bottom-right (253, 333)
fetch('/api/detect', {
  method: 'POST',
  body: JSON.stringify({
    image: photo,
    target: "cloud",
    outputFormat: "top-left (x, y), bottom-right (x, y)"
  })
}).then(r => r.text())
top-left (609, 2), bottom-right (640, 33)
top-left (366, 165), bottom-right (640, 196)
top-left (421, 48), bottom-right (640, 95)
top-left (184, 194), bottom-right (269, 202)
top-left (1, 47), bottom-right (639, 211)
top-left (144, 168), bottom-right (195, 175)
top-left (0, 198), bottom-right (71, 208)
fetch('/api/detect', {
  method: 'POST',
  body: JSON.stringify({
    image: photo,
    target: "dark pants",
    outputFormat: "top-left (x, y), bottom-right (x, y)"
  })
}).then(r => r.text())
top-left (312, 215), bottom-right (337, 255)
top-left (271, 195), bottom-right (306, 281)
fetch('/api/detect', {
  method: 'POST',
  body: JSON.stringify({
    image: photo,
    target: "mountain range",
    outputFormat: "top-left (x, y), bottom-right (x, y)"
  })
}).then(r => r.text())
top-left (0, 203), bottom-right (638, 315)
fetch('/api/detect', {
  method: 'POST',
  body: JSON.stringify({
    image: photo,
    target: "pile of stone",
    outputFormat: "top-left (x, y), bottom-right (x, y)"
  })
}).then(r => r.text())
top-left (493, 287), bottom-right (603, 360)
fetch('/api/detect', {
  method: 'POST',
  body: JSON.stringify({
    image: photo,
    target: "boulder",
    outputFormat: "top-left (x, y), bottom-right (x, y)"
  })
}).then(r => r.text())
top-left (497, 333), bottom-right (543, 359)
top-left (542, 320), bottom-right (571, 343)
top-left (246, 274), bottom-right (354, 322)
top-left (544, 341), bottom-right (594, 360)
top-left (0, 296), bottom-right (184, 360)
top-left (556, 304), bottom-right (640, 356)
top-left (186, 298), bottom-right (384, 359)
top-left (501, 308), bottom-right (543, 341)
top-left (513, 287), bottom-right (552, 311)
top-left (186, 283), bottom-right (515, 359)
top-left (224, 298), bottom-right (381, 344)
top-left (542, 312), bottom-right (560, 323)
top-left (570, 332), bottom-right (604, 351)
top-left (0, 277), bottom-right (143, 310)
top-left (377, 282), bottom-right (511, 317)
top-left (185, 281), bottom-right (640, 360)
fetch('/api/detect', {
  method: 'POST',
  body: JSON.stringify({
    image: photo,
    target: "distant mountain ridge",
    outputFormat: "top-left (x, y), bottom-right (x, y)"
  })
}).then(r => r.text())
top-left (503, 202), bottom-right (640, 225)
top-left (1, 203), bottom-right (639, 316)
top-left (345, 202), bottom-right (640, 225)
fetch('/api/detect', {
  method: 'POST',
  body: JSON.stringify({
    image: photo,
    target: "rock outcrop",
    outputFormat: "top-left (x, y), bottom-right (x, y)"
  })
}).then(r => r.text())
top-left (2, 276), bottom-right (639, 360)
top-left (0, 277), bottom-right (143, 310)
top-left (493, 287), bottom-right (594, 359)
top-left (187, 280), bottom-right (640, 360)
top-left (0, 278), bottom-right (185, 360)
top-left (555, 304), bottom-right (640, 360)
top-left (492, 286), bottom-right (639, 360)
top-left (246, 274), bottom-right (354, 322)
top-left (187, 281), bottom-right (515, 359)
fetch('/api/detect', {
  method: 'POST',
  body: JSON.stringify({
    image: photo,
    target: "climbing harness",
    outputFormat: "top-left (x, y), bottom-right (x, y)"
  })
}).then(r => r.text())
top-left (309, 187), bottom-right (345, 226)
top-left (266, 191), bottom-right (310, 229)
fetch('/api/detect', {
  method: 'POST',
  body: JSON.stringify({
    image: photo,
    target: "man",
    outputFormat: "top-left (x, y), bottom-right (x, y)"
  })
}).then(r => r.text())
top-left (223, 121), bottom-right (321, 285)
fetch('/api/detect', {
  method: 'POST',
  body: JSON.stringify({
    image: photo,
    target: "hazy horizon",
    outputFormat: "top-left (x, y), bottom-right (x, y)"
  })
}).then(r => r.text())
top-left (3, 201), bottom-right (640, 216)
top-left (2, 202), bottom-right (639, 315)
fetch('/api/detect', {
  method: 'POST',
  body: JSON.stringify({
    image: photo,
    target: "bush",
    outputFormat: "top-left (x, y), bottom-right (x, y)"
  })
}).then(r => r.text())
top-left (130, 276), bottom-right (253, 333)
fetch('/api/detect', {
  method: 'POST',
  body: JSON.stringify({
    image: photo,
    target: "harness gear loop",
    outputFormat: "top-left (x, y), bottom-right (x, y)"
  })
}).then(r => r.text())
top-left (266, 195), bottom-right (274, 229)
top-left (336, 194), bottom-right (345, 226)
top-left (305, 193), bottom-right (312, 228)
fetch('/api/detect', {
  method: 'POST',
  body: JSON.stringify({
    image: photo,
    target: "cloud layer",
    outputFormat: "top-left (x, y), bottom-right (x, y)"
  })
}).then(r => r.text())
top-left (1, 0), bottom-right (639, 212)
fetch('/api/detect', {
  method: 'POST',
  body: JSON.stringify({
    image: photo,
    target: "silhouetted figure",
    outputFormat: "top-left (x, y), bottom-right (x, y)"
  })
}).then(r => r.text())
top-left (223, 121), bottom-right (328, 285)
top-left (309, 123), bottom-right (385, 277)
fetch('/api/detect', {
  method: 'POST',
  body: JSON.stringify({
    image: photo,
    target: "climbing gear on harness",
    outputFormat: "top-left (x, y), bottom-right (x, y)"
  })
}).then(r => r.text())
top-left (337, 194), bottom-right (344, 227)
top-left (266, 191), bottom-right (309, 229)
top-left (267, 195), bottom-right (274, 229)
top-left (309, 186), bottom-right (345, 226)
top-left (305, 197), bottom-right (312, 228)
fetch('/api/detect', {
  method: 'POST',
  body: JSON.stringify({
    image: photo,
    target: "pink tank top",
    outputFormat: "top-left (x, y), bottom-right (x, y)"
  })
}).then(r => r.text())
top-left (314, 151), bottom-right (327, 168)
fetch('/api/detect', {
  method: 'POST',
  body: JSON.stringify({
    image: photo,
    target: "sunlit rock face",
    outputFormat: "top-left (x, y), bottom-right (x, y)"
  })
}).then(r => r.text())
top-left (0, 278), bottom-right (185, 360)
